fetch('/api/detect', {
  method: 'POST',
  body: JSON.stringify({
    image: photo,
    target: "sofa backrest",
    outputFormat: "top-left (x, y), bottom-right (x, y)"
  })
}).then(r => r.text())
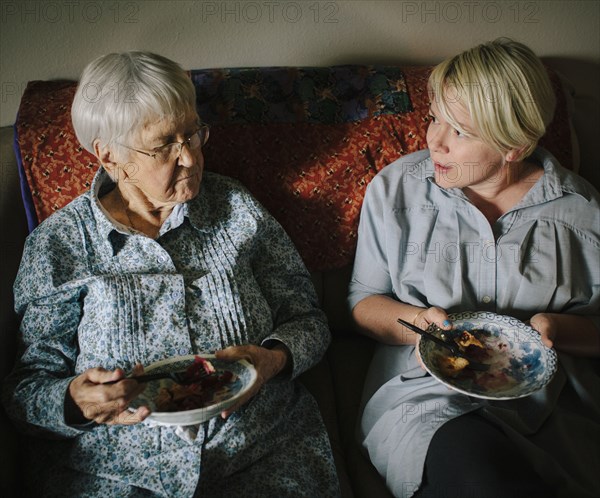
top-left (14, 65), bottom-right (574, 276)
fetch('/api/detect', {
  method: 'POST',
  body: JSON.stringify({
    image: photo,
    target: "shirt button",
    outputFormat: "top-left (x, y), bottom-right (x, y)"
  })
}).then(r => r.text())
top-left (482, 295), bottom-right (492, 304)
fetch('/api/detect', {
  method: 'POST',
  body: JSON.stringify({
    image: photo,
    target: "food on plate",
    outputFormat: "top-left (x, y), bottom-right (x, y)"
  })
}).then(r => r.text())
top-left (437, 355), bottom-right (470, 377)
top-left (456, 330), bottom-right (484, 350)
top-left (155, 356), bottom-right (236, 412)
top-left (437, 329), bottom-right (487, 377)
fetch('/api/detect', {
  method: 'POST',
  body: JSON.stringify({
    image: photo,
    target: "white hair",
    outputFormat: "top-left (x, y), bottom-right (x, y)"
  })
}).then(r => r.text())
top-left (71, 51), bottom-right (196, 154)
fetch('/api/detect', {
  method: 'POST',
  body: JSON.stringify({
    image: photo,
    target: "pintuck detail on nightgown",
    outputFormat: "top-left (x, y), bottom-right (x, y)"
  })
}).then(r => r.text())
top-left (3, 168), bottom-right (340, 497)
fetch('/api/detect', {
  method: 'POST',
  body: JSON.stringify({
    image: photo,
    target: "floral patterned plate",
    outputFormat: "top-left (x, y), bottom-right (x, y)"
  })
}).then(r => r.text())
top-left (129, 354), bottom-right (257, 425)
top-left (418, 312), bottom-right (558, 400)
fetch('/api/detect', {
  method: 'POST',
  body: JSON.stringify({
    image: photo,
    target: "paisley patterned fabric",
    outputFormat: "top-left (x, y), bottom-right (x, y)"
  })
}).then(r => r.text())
top-left (14, 65), bottom-right (573, 271)
top-left (3, 169), bottom-right (340, 497)
top-left (193, 66), bottom-right (411, 124)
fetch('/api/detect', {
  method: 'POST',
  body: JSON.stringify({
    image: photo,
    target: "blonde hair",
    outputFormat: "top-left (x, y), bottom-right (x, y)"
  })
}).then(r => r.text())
top-left (428, 38), bottom-right (556, 160)
top-left (71, 51), bottom-right (196, 154)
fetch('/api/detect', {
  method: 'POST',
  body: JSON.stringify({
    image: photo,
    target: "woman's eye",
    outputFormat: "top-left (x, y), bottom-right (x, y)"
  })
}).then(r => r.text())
top-left (428, 114), bottom-right (437, 123)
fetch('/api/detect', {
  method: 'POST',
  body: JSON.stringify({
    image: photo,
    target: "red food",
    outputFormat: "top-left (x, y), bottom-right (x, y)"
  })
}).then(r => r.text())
top-left (184, 356), bottom-right (216, 383)
top-left (155, 356), bottom-right (236, 412)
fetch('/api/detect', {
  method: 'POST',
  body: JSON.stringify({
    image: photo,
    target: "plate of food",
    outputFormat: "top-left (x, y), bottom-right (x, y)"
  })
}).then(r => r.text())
top-left (418, 311), bottom-right (558, 400)
top-left (129, 354), bottom-right (257, 425)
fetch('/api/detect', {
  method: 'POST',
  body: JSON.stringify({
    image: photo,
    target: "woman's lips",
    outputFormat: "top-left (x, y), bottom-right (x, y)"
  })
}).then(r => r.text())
top-left (176, 170), bottom-right (201, 183)
top-left (434, 161), bottom-right (451, 173)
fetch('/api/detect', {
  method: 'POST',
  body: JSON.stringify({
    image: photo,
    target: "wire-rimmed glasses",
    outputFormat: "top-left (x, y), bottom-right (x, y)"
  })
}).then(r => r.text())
top-left (119, 124), bottom-right (210, 162)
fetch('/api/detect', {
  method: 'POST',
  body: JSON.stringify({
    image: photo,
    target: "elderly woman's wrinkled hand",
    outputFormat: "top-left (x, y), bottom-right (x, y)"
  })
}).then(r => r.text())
top-left (215, 344), bottom-right (291, 419)
top-left (66, 364), bottom-right (151, 426)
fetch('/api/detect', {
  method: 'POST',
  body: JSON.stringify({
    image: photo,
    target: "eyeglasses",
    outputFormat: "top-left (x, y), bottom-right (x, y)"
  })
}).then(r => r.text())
top-left (119, 124), bottom-right (210, 161)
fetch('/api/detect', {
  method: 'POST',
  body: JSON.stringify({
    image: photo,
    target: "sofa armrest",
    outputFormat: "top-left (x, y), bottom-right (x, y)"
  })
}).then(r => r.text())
top-left (0, 125), bottom-right (27, 498)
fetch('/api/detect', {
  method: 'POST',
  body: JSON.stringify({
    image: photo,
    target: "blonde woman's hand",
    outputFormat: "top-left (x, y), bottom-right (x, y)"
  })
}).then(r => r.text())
top-left (529, 313), bottom-right (558, 348)
top-left (411, 306), bottom-right (453, 331)
top-left (407, 306), bottom-right (453, 370)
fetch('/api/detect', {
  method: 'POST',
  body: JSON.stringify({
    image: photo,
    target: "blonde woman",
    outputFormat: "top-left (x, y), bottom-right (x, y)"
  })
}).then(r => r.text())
top-left (349, 39), bottom-right (599, 497)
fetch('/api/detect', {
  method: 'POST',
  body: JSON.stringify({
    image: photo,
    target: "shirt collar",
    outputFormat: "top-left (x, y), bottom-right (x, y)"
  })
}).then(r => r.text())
top-left (89, 167), bottom-right (124, 244)
top-left (515, 147), bottom-right (593, 207)
top-left (88, 167), bottom-right (190, 253)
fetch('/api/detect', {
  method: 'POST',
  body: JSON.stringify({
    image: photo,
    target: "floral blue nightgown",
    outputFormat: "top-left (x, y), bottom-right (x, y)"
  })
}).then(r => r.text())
top-left (3, 168), bottom-right (341, 497)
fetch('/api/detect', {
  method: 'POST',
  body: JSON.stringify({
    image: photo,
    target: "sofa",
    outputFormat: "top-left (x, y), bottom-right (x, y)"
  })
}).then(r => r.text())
top-left (0, 62), bottom-right (596, 498)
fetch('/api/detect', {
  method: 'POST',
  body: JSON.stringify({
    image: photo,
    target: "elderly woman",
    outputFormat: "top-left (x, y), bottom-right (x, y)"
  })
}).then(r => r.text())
top-left (3, 52), bottom-right (340, 497)
top-left (349, 39), bottom-right (599, 498)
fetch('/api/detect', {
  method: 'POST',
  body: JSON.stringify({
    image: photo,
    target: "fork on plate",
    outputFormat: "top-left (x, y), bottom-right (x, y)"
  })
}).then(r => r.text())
top-left (397, 318), bottom-right (490, 371)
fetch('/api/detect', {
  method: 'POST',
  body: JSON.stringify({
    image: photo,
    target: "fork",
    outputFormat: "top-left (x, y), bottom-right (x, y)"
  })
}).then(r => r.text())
top-left (397, 318), bottom-right (490, 371)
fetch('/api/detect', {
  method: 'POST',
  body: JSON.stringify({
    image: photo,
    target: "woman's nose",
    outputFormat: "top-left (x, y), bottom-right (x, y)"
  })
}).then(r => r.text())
top-left (177, 142), bottom-right (198, 167)
top-left (427, 125), bottom-right (449, 153)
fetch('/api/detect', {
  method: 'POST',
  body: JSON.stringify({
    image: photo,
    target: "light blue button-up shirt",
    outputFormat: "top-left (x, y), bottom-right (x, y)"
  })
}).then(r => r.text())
top-left (349, 147), bottom-right (600, 498)
top-left (349, 147), bottom-right (599, 325)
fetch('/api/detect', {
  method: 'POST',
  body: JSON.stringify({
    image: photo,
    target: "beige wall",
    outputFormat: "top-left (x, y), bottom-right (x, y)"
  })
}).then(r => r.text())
top-left (1, 0), bottom-right (599, 127)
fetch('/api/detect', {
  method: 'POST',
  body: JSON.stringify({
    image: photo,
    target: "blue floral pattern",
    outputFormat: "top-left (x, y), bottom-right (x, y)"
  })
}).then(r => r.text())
top-left (2, 168), bottom-right (340, 497)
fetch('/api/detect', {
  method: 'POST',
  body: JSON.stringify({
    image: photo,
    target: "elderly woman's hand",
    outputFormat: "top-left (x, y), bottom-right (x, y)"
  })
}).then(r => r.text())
top-left (66, 364), bottom-right (151, 426)
top-left (215, 344), bottom-right (291, 419)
